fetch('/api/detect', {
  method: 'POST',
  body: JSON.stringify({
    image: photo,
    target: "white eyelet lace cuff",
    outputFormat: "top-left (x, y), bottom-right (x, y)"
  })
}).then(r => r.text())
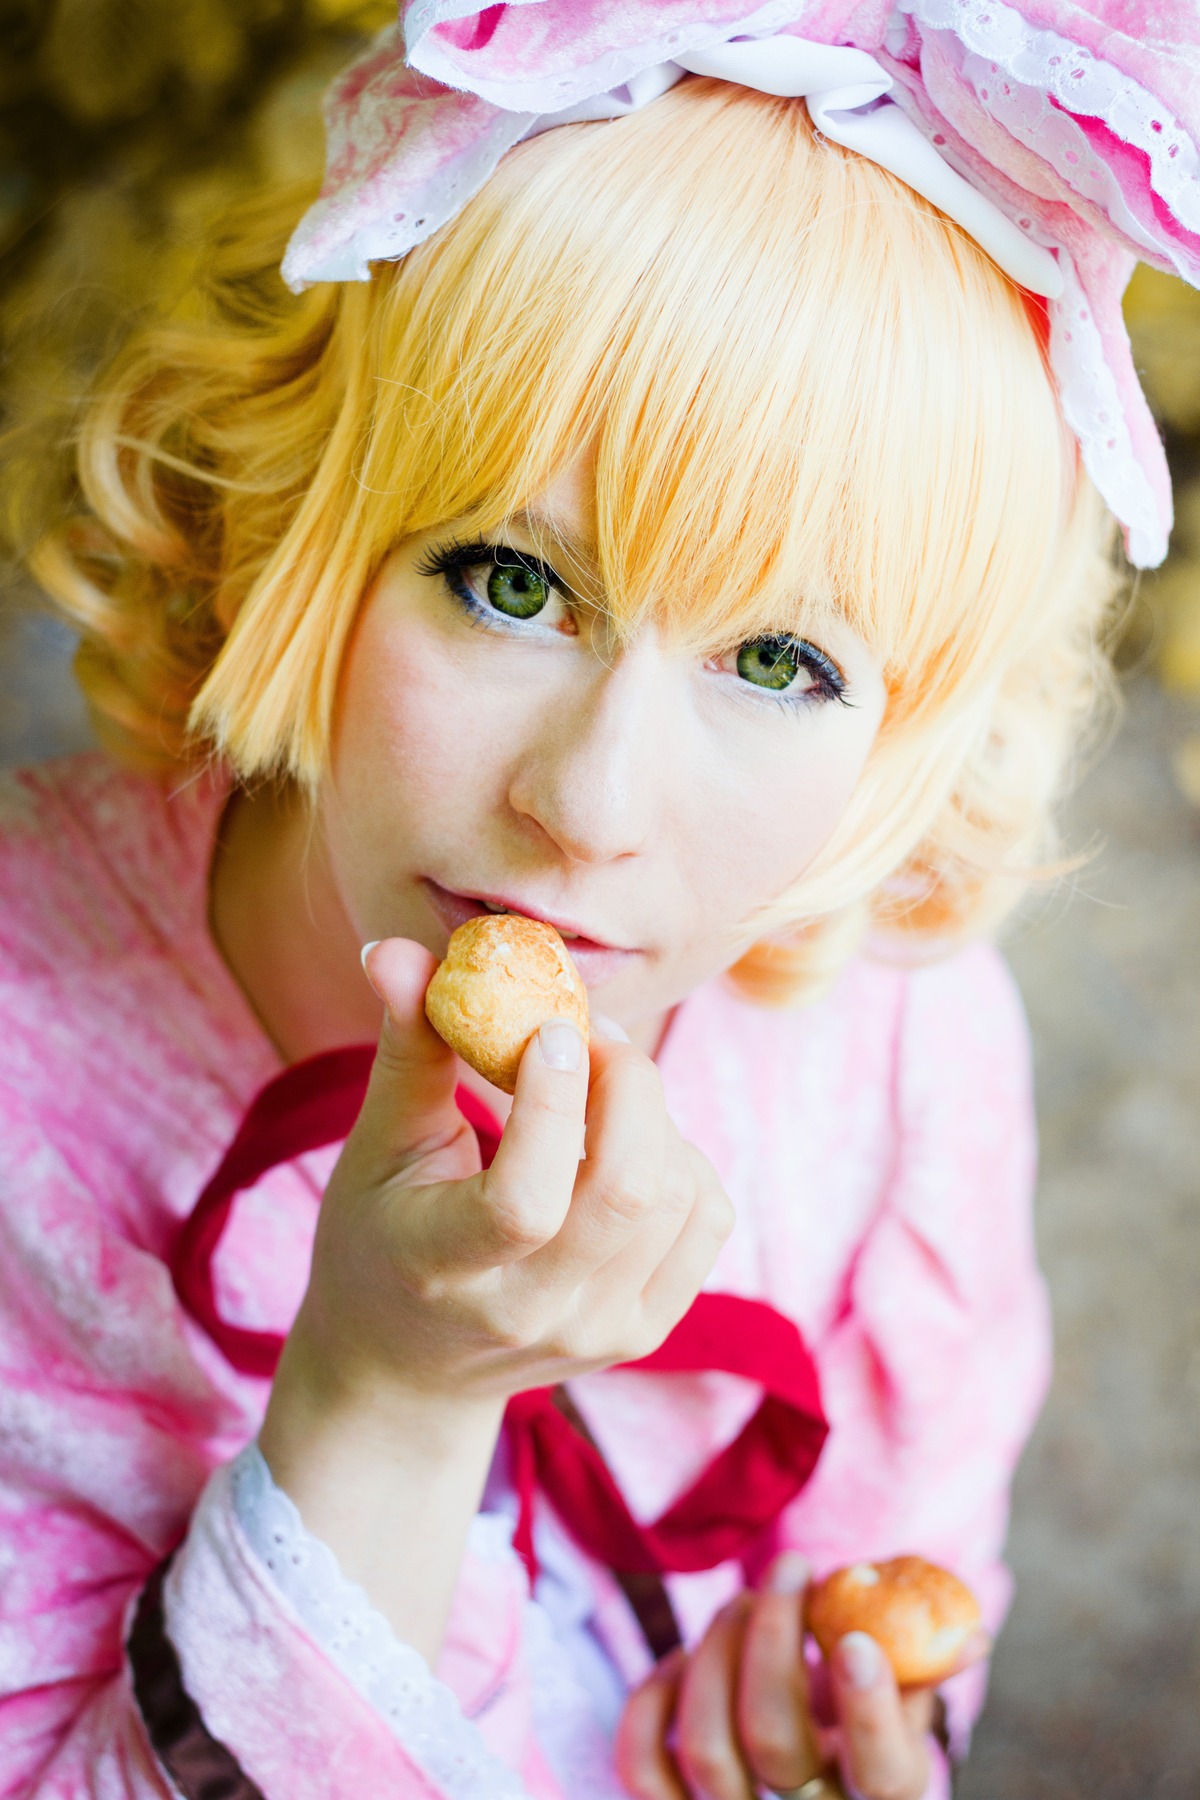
top-left (230, 1442), bottom-right (532, 1800)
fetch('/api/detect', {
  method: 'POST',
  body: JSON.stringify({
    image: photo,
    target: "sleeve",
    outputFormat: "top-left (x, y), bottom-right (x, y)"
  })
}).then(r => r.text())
top-left (778, 945), bottom-right (1052, 1758)
top-left (0, 1100), bottom-right (571, 1800)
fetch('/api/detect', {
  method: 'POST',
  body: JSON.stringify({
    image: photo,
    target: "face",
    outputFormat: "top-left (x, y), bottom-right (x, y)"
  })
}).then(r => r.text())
top-left (321, 463), bottom-right (886, 1031)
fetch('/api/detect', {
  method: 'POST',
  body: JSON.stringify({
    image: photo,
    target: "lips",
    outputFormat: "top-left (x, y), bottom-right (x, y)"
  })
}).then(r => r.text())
top-left (421, 880), bottom-right (641, 990)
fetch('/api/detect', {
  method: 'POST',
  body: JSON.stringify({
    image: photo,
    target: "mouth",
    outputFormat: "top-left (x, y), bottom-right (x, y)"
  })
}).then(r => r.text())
top-left (420, 880), bottom-right (642, 989)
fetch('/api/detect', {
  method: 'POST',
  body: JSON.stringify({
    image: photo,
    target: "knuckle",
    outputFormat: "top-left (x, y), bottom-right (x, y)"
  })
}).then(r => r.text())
top-left (599, 1051), bottom-right (666, 1121)
top-left (496, 1209), bottom-right (554, 1255)
top-left (609, 1049), bottom-right (664, 1098)
top-left (617, 1770), bottom-right (662, 1800)
top-left (743, 1714), bottom-right (803, 1786)
top-left (683, 1139), bottom-right (718, 1182)
top-left (482, 1183), bottom-right (557, 1253)
top-left (681, 1146), bottom-right (734, 1229)
top-left (484, 1303), bottom-right (544, 1354)
top-left (614, 1307), bottom-right (668, 1364)
top-left (538, 1327), bottom-right (582, 1362)
top-left (403, 1265), bottom-right (451, 1308)
top-left (633, 1057), bottom-right (667, 1108)
top-left (585, 1328), bottom-right (645, 1366)
top-left (660, 1166), bottom-right (694, 1218)
top-left (845, 1747), bottom-right (921, 1800)
top-left (704, 1181), bottom-right (736, 1242)
top-left (626, 1310), bottom-right (676, 1364)
top-left (747, 1593), bottom-right (798, 1656)
top-left (591, 1171), bottom-right (659, 1226)
top-left (676, 1738), bottom-right (738, 1799)
top-left (864, 1779), bottom-right (920, 1800)
top-left (521, 1076), bottom-right (584, 1125)
top-left (369, 1032), bottom-right (411, 1082)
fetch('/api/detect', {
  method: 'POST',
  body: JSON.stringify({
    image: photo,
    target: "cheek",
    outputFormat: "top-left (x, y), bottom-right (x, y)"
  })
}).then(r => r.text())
top-left (689, 712), bottom-right (880, 915)
top-left (333, 604), bottom-right (506, 828)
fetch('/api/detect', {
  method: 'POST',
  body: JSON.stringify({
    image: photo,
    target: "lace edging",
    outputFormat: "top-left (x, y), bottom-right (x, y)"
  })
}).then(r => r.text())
top-left (230, 1444), bottom-right (532, 1800)
top-left (282, 46), bottom-right (532, 288)
top-left (405, 0), bottom-right (809, 113)
top-left (904, 0), bottom-right (1200, 241)
top-left (895, 1), bottom-right (1171, 559)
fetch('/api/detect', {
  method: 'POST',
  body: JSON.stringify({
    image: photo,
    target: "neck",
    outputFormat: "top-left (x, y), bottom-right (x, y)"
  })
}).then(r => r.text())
top-left (209, 783), bottom-right (382, 1067)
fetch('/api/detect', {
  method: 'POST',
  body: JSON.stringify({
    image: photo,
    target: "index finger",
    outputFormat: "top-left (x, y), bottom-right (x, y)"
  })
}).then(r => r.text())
top-left (356, 937), bottom-right (474, 1178)
top-left (614, 1651), bottom-right (689, 1800)
top-left (737, 1558), bottom-right (822, 1794)
top-left (831, 1635), bottom-right (930, 1800)
top-left (521, 1035), bottom-right (672, 1287)
top-left (479, 1017), bottom-right (591, 1253)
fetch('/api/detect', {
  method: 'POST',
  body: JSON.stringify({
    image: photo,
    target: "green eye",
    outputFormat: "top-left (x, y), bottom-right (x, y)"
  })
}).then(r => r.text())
top-left (736, 637), bottom-right (805, 691)
top-left (486, 556), bottom-right (550, 619)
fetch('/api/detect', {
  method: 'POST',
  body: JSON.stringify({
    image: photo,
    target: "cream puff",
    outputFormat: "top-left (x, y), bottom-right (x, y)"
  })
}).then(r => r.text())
top-left (424, 913), bottom-right (590, 1094)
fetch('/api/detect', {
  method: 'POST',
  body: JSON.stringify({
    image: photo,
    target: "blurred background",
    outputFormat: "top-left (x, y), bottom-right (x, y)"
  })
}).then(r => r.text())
top-left (2, 3), bottom-right (1198, 1792)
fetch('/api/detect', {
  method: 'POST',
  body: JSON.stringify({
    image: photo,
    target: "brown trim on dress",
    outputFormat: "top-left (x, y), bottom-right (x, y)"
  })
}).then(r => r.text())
top-left (552, 1386), bottom-right (684, 1661)
top-left (128, 1557), bottom-right (266, 1800)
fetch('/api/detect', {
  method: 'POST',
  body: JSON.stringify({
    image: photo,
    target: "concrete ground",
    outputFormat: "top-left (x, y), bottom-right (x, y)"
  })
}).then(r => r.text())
top-left (2, 601), bottom-right (1198, 1794)
top-left (960, 672), bottom-right (1200, 1800)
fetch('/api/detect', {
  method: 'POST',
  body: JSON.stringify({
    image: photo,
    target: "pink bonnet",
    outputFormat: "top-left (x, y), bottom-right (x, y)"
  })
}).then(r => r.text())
top-left (283, 2), bottom-right (1200, 569)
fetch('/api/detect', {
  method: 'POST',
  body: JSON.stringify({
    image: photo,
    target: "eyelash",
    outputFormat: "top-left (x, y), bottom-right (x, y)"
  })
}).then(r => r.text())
top-left (416, 537), bottom-right (564, 635)
top-left (738, 636), bottom-right (850, 712)
top-left (416, 536), bottom-right (851, 709)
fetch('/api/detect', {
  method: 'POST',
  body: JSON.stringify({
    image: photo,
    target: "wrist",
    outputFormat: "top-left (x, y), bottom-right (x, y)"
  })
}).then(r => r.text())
top-left (259, 1316), bottom-right (507, 1662)
top-left (262, 1311), bottom-right (505, 1484)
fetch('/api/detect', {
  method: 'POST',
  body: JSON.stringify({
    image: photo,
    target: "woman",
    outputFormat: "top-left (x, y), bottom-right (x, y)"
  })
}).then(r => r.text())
top-left (2, 5), bottom-right (1196, 1796)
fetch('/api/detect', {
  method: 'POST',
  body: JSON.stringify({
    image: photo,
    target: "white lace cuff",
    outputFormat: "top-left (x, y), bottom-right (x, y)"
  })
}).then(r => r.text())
top-left (229, 1442), bottom-right (531, 1800)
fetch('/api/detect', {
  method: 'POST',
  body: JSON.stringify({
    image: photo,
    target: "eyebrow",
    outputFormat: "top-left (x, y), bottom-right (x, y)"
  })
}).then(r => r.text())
top-left (508, 504), bottom-right (602, 595)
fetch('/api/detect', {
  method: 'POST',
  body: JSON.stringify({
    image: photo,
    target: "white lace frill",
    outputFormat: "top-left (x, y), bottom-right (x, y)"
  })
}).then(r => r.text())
top-left (901, 0), bottom-right (1181, 562)
top-left (904, 0), bottom-right (1200, 250)
top-left (230, 1443), bottom-right (532, 1800)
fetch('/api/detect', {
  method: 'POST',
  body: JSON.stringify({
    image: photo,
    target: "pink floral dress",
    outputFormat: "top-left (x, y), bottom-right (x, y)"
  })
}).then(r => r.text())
top-left (0, 754), bottom-right (1049, 1798)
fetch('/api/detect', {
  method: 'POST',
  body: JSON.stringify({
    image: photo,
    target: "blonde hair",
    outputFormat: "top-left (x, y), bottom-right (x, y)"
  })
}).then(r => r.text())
top-left (10, 79), bottom-right (1121, 1002)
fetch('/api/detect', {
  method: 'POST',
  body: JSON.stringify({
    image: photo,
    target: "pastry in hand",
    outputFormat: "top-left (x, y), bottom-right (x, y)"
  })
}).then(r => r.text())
top-left (424, 913), bottom-right (590, 1094)
top-left (806, 1555), bottom-right (983, 1686)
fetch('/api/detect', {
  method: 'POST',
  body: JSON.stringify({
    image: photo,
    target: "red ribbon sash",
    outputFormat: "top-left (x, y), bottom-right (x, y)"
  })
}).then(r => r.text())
top-left (171, 1046), bottom-right (828, 1578)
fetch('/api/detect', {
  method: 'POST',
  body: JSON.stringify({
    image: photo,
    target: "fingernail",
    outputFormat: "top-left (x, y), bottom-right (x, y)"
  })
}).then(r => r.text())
top-left (590, 1014), bottom-right (629, 1042)
top-left (360, 940), bottom-right (381, 972)
top-left (766, 1551), bottom-right (811, 1595)
top-left (539, 1019), bottom-right (583, 1071)
top-left (838, 1632), bottom-right (881, 1690)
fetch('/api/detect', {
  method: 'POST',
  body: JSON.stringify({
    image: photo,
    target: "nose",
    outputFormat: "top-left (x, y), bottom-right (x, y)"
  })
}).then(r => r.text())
top-left (507, 636), bottom-right (668, 866)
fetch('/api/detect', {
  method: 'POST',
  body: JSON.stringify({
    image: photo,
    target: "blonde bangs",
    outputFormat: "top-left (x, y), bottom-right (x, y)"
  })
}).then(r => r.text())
top-left (17, 77), bottom-right (1120, 1002)
top-left (342, 80), bottom-right (1073, 721)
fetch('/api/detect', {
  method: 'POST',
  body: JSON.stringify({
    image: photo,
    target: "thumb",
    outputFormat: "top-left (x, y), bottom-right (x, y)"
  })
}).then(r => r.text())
top-left (358, 937), bottom-right (478, 1177)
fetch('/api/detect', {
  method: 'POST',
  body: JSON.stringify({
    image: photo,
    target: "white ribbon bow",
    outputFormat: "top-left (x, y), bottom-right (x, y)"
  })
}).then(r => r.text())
top-left (534, 35), bottom-right (1062, 299)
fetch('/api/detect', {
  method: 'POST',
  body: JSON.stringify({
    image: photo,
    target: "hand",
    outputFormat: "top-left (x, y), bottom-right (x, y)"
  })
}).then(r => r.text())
top-left (616, 1554), bottom-right (985, 1800)
top-left (260, 935), bottom-right (733, 1659)
top-left (286, 935), bottom-right (733, 1411)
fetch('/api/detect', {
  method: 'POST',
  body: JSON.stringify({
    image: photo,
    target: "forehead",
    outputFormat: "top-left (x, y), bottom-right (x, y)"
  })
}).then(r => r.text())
top-left (508, 457), bottom-right (600, 583)
top-left (527, 457), bottom-right (596, 540)
top-left (488, 453), bottom-right (844, 655)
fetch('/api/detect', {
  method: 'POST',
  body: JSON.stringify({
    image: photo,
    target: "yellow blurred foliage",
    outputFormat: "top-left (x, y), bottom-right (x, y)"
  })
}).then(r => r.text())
top-left (1124, 264), bottom-right (1200, 437)
top-left (1148, 481), bottom-right (1200, 694)
top-left (1125, 270), bottom-right (1200, 701)
top-left (1172, 731), bottom-right (1200, 806)
top-left (308, 0), bottom-right (395, 25)
top-left (0, 0), bottom-right (385, 431)
top-left (37, 0), bottom-right (281, 123)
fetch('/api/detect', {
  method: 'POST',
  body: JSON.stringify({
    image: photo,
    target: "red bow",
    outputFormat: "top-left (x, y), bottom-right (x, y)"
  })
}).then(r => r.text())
top-left (172, 1046), bottom-right (828, 1581)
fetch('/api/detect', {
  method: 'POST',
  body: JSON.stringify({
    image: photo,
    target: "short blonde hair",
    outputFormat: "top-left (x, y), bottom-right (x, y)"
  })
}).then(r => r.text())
top-left (14, 79), bottom-right (1121, 1002)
